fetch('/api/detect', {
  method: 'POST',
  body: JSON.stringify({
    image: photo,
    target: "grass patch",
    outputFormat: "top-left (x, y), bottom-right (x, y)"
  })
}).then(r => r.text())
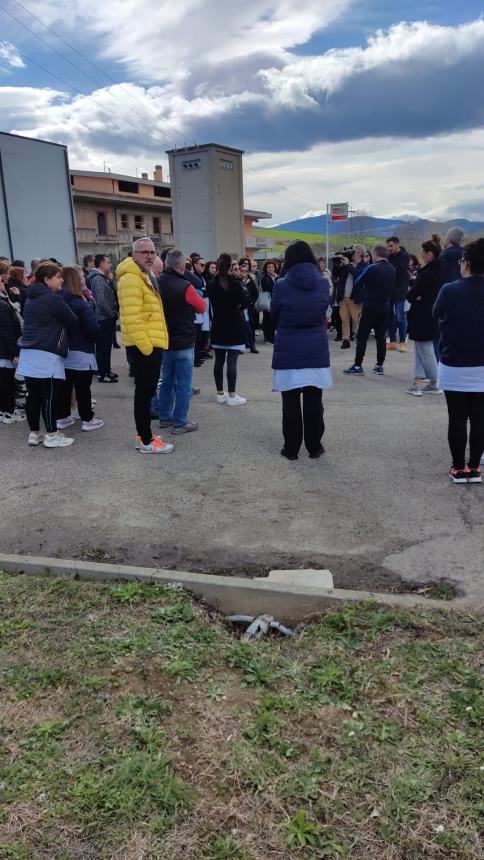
top-left (0, 573), bottom-right (482, 859)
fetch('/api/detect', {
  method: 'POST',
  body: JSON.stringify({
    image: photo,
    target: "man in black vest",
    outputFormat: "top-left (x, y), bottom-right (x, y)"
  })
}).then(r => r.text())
top-left (157, 249), bottom-right (206, 433)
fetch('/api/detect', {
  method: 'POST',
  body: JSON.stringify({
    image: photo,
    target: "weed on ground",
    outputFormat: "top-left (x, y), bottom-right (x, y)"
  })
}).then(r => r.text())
top-left (0, 572), bottom-right (482, 859)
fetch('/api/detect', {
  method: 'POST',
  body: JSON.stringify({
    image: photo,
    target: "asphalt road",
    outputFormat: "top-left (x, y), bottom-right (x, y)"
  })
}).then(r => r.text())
top-left (1, 334), bottom-right (483, 602)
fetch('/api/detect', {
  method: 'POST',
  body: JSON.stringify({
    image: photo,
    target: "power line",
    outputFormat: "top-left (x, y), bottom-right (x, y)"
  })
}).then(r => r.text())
top-left (10, 44), bottom-right (170, 150)
top-left (10, 0), bottom-right (165, 124)
top-left (11, 0), bottom-right (163, 122)
top-left (1, 1), bottom-right (169, 147)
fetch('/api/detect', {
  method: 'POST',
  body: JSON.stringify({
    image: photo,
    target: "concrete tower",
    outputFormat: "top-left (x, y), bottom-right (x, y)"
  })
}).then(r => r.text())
top-left (166, 143), bottom-right (245, 259)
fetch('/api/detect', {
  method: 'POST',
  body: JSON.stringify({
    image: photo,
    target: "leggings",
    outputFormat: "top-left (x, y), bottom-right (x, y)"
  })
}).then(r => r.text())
top-left (0, 366), bottom-right (16, 414)
top-left (57, 369), bottom-right (94, 422)
top-left (25, 376), bottom-right (63, 433)
top-left (214, 349), bottom-right (239, 393)
top-left (444, 391), bottom-right (484, 469)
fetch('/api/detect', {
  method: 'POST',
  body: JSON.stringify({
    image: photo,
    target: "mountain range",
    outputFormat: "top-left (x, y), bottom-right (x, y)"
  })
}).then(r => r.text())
top-left (266, 215), bottom-right (484, 238)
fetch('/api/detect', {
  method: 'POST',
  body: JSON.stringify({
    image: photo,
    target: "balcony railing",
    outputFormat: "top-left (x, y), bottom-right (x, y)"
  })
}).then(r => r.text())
top-left (245, 235), bottom-right (274, 249)
top-left (76, 228), bottom-right (174, 247)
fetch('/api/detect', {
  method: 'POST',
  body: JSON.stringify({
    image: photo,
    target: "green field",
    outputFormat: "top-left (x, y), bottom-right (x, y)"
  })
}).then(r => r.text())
top-left (0, 572), bottom-right (482, 859)
top-left (253, 227), bottom-right (378, 256)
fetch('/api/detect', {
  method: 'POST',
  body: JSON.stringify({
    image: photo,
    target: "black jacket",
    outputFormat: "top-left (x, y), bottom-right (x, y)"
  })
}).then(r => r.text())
top-left (260, 273), bottom-right (277, 295)
top-left (6, 281), bottom-right (27, 313)
top-left (0, 293), bottom-right (21, 360)
top-left (407, 259), bottom-right (446, 342)
top-left (207, 276), bottom-right (247, 346)
top-left (441, 245), bottom-right (462, 284)
top-left (388, 248), bottom-right (410, 300)
top-left (358, 260), bottom-right (396, 309)
top-left (20, 282), bottom-right (79, 357)
top-left (59, 289), bottom-right (100, 354)
top-left (158, 268), bottom-right (197, 350)
top-left (336, 259), bottom-right (367, 303)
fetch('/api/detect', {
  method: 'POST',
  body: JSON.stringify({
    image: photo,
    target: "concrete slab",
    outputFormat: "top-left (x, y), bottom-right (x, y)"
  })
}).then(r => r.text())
top-left (0, 553), bottom-right (480, 624)
top-left (267, 569), bottom-right (334, 590)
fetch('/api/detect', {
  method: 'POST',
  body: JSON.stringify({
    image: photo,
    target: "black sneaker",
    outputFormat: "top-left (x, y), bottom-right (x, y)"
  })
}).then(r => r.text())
top-left (98, 374), bottom-right (119, 383)
top-left (281, 448), bottom-right (298, 461)
top-left (309, 445), bottom-right (325, 459)
top-left (467, 467), bottom-right (482, 483)
top-left (341, 339), bottom-right (351, 349)
top-left (107, 371), bottom-right (118, 379)
top-left (449, 467), bottom-right (468, 484)
top-left (372, 364), bottom-right (384, 374)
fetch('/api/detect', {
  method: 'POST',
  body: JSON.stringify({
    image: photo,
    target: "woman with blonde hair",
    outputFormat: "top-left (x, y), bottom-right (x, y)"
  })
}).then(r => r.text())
top-left (56, 266), bottom-right (104, 432)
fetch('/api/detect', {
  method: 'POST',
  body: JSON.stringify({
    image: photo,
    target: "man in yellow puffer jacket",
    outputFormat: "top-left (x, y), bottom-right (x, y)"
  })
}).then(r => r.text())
top-left (116, 238), bottom-right (173, 454)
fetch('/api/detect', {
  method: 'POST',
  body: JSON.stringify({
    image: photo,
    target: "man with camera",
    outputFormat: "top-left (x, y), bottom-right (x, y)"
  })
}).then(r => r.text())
top-left (333, 244), bottom-right (367, 348)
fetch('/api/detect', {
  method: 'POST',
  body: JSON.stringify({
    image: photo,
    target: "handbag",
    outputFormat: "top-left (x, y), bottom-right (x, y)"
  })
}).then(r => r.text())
top-left (255, 291), bottom-right (271, 313)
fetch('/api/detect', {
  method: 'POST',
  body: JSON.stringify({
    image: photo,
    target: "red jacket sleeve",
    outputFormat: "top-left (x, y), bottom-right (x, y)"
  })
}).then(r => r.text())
top-left (185, 285), bottom-right (206, 314)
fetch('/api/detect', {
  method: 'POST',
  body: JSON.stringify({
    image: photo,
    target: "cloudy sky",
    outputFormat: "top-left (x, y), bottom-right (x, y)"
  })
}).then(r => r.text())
top-left (1, 0), bottom-right (483, 224)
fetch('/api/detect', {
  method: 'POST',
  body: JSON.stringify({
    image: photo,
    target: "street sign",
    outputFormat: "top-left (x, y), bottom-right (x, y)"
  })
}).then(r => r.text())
top-left (330, 202), bottom-right (349, 222)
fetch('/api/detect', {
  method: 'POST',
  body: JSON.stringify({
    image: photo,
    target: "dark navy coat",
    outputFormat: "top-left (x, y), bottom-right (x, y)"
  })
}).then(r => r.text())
top-left (271, 263), bottom-right (330, 370)
top-left (60, 289), bottom-right (100, 354)
top-left (20, 282), bottom-right (78, 357)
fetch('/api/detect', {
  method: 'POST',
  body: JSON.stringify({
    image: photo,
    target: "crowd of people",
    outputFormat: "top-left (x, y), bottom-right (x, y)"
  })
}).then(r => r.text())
top-left (1, 224), bottom-right (483, 482)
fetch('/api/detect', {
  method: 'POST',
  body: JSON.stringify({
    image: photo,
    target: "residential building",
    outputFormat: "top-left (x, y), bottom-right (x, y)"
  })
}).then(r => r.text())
top-left (71, 165), bottom-right (173, 260)
top-left (71, 150), bottom-right (274, 261)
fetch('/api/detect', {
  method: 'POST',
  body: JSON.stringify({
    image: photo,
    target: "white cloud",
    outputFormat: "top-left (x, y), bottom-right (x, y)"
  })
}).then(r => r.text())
top-left (0, 41), bottom-right (25, 71)
top-left (242, 130), bottom-right (484, 223)
top-left (26, 0), bottom-right (352, 83)
top-left (259, 19), bottom-right (484, 106)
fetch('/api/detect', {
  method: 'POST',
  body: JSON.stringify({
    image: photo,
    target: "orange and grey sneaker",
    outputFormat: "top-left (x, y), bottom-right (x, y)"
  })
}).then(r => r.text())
top-left (138, 436), bottom-right (174, 454)
top-left (135, 434), bottom-right (162, 449)
top-left (398, 343), bottom-right (407, 352)
top-left (386, 341), bottom-right (398, 350)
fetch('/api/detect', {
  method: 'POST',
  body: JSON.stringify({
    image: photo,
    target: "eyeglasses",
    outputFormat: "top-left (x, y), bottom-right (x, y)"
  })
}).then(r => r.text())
top-left (138, 250), bottom-right (155, 256)
top-left (458, 258), bottom-right (466, 265)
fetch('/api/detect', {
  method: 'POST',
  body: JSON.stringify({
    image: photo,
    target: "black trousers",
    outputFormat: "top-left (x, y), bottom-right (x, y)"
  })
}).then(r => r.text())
top-left (355, 307), bottom-right (387, 367)
top-left (214, 349), bottom-right (239, 393)
top-left (111, 318), bottom-right (119, 347)
top-left (195, 324), bottom-right (206, 361)
top-left (444, 391), bottom-right (484, 469)
top-left (331, 306), bottom-right (342, 339)
top-left (96, 318), bottom-right (113, 377)
top-left (262, 311), bottom-right (275, 344)
top-left (281, 386), bottom-right (325, 456)
top-left (25, 376), bottom-right (63, 433)
top-left (57, 369), bottom-right (94, 422)
top-left (126, 346), bottom-right (163, 445)
top-left (0, 366), bottom-right (16, 414)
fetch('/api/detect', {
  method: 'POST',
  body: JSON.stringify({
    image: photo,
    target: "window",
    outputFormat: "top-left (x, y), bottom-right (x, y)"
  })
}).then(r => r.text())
top-left (153, 217), bottom-right (160, 234)
top-left (120, 213), bottom-right (129, 229)
top-left (182, 159), bottom-right (200, 170)
top-left (118, 180), bottom-right (139, 193)
top-left (134, 216), bottom-right (144, 231)
top-left (97, 212), bottom-right (107, 235)
top-left (220, 159), bottom-right (233, 171)
top-left (153, 185), bottom-right (170, 198)
top-left (70, 175), bottom-right (74, 185)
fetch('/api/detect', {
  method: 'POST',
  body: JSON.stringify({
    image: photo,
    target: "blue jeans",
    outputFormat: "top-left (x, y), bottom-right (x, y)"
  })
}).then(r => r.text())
top-left (158, 348), bottom-right (194, 427)
top-left (388, 299), bottom-right (407, 343)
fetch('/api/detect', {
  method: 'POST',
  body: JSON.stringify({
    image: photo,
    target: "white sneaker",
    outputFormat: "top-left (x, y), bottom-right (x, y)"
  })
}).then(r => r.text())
top-left (82, 417), bottom-right (105, 431)
top-left (421, 383), bottom-right (443, 395)
top-left (226, 394), bottom-right (247, 406)
top-left (43, 432), bottom-right (74, 448)
top-left (139, 437), bottom-right (174, 454)
top-left (28, 432), bottom-right (44, 446)
top-left (1, 410), bottom-right (27, 423)
top-left (71, 408), bottom-right (81, 419)
top-left (216, 393), bottom-right (228, 404)
top-left (57, 416), bottom-right (76, 429)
